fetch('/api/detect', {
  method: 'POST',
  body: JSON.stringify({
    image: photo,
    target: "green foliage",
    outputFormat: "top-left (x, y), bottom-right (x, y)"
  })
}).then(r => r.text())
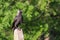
top-left (0, 0), bottom-right (60, 40)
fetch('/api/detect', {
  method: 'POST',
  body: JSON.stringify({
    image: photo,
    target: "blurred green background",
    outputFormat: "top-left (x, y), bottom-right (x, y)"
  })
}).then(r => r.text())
top-left (0, 0), bottom-right (60, 40)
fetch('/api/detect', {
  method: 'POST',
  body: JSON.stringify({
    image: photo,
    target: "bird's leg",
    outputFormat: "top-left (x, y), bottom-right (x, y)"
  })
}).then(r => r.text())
top-left (15, 24), bottom-right (18, 29)
top-left (12, 24), bottom-right (17, 30)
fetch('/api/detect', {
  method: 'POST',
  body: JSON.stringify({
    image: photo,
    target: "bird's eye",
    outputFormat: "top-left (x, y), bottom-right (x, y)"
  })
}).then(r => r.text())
top-left (20, 11), bottom-right (22, 13)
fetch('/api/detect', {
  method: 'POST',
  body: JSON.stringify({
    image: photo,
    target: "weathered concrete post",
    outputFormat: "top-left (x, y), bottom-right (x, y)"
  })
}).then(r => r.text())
top-left (14, 28), bottom-right (24, 40)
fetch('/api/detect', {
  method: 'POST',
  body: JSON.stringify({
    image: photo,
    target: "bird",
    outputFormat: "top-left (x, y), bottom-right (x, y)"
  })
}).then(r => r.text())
top-left (12, 9), bottom-right (23, 30)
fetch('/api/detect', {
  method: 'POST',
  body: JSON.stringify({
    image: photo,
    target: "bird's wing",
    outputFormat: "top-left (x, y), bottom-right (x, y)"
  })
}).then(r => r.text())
top-left (12, 17), bottom-right (17, 29)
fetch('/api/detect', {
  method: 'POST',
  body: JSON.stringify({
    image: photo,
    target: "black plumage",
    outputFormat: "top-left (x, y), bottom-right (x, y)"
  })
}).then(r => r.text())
top-left (12, 10), bottom-right (23, 30)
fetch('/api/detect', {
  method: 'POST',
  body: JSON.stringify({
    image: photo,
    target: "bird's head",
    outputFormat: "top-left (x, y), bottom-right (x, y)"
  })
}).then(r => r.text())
top-left (17, 9), bottom-right (22, 15)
